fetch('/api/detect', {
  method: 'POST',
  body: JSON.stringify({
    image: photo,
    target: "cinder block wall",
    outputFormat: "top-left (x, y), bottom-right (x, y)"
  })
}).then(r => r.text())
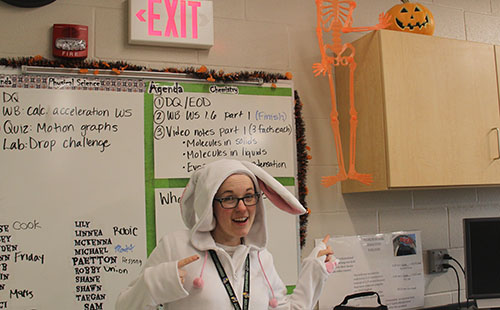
top-left (2, 0), bottom-right (500, 307)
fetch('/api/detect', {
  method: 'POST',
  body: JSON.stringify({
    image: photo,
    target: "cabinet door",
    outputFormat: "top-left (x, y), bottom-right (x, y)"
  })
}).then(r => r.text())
top-left (380, 30), bottom-right (500, 187)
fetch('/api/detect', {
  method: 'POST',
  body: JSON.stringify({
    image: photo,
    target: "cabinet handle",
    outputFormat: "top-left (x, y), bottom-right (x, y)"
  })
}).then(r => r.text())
top-left (493, 128), bottom-right (500, 160)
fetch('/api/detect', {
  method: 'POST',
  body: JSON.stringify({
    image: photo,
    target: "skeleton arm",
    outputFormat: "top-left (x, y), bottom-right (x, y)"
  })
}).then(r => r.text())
top-left (342, 12), bottom-right (391, 33)
top-left (313, 0), bottom-right (332, 76)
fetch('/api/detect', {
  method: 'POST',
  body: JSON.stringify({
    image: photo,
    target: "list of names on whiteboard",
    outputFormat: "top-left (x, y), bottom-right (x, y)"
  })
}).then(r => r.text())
top-left (0, 222), bottom-right (28, 309)
top-left (72, 221), bottom-right (143, 310)
top-left (0, 219), bottom-right (51, 308)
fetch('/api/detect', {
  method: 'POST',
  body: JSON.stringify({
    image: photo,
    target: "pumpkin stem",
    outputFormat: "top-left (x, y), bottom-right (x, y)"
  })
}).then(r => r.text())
top-left (401, 0), bottom-right (410, 3)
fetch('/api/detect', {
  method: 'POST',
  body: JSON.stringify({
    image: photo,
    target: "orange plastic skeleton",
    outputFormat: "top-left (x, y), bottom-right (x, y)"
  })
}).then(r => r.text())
top-left (313, 0), bottom-right (391, 187)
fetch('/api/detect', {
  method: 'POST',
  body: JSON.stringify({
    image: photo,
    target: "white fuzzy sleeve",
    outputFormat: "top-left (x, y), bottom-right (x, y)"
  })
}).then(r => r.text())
top-left (265, 242), bottom-right (331, 310)
top-left (288, 242), bottom-right (331, 309)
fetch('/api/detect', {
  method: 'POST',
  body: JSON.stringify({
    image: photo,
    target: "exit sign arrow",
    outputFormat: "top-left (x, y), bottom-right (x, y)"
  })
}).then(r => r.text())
top-left (136, 9), bottom-right (146, 22)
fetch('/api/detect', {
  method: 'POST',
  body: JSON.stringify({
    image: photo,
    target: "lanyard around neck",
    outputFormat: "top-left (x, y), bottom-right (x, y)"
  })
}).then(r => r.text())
top-left (209, 250), bottom-right (250, 310)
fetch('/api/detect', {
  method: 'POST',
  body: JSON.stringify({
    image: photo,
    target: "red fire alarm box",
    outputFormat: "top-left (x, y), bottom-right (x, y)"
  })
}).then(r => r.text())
top-left (52, 24), bottom-right (88, 59)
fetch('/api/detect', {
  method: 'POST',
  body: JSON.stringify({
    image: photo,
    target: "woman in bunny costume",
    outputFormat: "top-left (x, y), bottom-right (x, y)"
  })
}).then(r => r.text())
top-left (116, 159), bottom-right (336, 310)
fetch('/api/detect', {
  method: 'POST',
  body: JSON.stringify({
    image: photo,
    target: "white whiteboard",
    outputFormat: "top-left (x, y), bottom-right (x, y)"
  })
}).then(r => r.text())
top-left (0, 71), bottom-right (301, 310)
top-left (0, 74), bottom-right (147, 310)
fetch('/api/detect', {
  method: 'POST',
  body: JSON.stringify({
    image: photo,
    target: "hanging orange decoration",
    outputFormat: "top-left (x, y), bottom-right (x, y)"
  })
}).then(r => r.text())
top-left (197, 65), bottom-right (208, 73)
top-left (386, 0), bottom-right (434, 35)
top-left (313, 0), bottom-right (391, 187)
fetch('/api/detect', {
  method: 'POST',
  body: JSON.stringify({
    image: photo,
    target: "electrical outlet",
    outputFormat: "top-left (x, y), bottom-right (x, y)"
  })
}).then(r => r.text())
top-left (428, 249), bottom-right (448, 274)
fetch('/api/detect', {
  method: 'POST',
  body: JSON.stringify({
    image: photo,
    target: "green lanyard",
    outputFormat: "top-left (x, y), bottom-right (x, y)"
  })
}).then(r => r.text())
top-left (209, 250), bottom-right (250, 310)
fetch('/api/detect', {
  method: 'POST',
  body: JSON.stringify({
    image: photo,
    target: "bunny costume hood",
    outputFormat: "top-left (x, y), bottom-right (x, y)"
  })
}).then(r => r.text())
top-left (180, 159), bottom-right (306, 251)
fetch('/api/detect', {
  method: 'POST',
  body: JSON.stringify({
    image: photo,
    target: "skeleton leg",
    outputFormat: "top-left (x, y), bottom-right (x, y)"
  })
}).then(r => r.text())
top-left (346, 56), bottom-right (373, 185)
top-left (321, 70), bottom-right (348, 187)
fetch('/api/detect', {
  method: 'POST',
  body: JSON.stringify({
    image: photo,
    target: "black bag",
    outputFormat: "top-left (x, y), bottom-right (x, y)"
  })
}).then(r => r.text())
top-left (333, 291), bottom-right (388, 310)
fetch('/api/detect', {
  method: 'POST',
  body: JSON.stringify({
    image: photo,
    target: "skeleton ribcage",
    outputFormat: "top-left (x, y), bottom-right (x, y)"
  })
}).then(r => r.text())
top-left (319, 0), bottom-right (353, 32)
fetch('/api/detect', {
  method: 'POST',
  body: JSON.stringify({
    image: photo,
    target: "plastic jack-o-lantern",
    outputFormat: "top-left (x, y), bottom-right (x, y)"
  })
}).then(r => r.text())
top-left (387, 0), bottom-right (434, 35)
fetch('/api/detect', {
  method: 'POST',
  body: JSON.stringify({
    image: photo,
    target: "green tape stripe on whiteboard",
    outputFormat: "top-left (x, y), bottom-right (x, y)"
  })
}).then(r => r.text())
top-left (158, 82), bottom-right (293, 97)
top-left (154, 177), bottom-right (295, 188)
top-left (144, 90), bottom-right (156, 256)
top-left (144, 81), bottom-right (295, 255)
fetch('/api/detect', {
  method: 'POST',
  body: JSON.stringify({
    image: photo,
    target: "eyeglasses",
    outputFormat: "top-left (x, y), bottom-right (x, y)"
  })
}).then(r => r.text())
top-left (213, 193), bottom-right (261, 209)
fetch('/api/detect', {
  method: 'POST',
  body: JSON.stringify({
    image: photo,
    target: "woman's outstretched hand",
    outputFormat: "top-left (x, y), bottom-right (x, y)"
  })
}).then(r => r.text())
top-left (177, 255), bottom-right (199, 284)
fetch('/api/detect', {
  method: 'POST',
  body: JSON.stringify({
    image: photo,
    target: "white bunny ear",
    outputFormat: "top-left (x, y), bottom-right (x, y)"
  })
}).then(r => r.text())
top-left (180, 173), bottom-right (198, 229)
top-left (240, 161), bottom-right (306, 215)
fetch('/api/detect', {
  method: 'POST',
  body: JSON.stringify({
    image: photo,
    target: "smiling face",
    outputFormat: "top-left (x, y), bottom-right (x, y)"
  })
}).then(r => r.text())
top-left (211, 174), bottom-right (257, 246)
top-left (387, 1), bottom-right (434, 35)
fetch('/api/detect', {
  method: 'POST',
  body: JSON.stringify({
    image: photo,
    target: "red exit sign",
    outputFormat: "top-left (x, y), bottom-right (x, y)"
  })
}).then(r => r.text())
top-left (129, 0), bottom-right (213, 49)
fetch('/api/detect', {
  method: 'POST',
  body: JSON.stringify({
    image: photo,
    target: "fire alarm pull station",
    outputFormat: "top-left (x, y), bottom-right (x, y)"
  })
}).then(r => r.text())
top-left (52, 24), bottom-right (88, 59)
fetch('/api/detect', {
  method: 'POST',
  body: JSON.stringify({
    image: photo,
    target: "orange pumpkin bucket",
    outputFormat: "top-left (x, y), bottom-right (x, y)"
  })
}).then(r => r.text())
top-left (386, 0), bottom-right (435, 35)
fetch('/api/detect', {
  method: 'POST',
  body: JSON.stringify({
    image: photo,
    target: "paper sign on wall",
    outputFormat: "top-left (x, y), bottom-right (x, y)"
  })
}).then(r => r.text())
top-left (128, 0), bottom-right (214, 49)
top-left (318, 231), bottom-right (425, 310)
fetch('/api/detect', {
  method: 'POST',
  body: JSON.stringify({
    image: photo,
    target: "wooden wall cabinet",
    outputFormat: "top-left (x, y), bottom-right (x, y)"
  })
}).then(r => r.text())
top-left (335, 30), bottom-right (500, 193)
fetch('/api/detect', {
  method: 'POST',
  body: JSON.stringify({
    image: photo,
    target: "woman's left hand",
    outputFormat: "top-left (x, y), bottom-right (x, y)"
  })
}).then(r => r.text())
top-left (317, 234), bottom-right (334, 262)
